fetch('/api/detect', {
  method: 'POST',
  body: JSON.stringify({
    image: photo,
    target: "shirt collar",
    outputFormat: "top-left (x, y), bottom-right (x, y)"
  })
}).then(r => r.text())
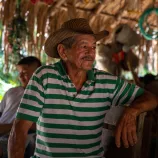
top-left (87, 69), bottom-right (95, 81)
top-left (55, 60), bottom-right (67, 77)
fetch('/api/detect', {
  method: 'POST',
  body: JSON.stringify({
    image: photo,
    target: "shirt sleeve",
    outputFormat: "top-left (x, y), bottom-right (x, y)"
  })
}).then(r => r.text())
top-left (111, 77), bottom-right (144, 106)
top-left (0, 91), bottom-right (8, 113)
top-left (16, 73), bottom-right (45, 123)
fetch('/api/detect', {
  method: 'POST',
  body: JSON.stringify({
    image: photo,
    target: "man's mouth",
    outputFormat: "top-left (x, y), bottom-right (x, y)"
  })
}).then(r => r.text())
top-left (82, 56), bottom-right (94, 61)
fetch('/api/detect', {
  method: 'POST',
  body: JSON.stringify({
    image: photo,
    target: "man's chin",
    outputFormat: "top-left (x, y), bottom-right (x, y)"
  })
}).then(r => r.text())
top-left (82, 65), bottom-right (93, 71)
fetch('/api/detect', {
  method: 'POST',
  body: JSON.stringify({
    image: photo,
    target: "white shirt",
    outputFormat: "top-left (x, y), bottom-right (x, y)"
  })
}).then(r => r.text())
top-left (0, 86), bottom-right (24, 124)
top-left (102, 106), bottom-right (125, 152)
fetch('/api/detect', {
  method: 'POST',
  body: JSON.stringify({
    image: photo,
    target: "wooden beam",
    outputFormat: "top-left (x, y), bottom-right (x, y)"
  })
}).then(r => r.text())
top-left (133, 113), bottom-right (147, 158)
top-left (61, 5), bottom-right (139, 23)
top-left (68, 6), bottom-right (157, 28)
top-left (54, 1), bottom-right (157, 28)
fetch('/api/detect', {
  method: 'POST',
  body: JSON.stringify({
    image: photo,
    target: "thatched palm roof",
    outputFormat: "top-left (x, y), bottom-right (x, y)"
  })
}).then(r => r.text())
top-left (0, 0), bottom-right (157, 70)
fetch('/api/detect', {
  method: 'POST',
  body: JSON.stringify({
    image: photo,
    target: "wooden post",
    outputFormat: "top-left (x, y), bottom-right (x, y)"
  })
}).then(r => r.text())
top-left (127, 59), bottom-right (146, 158)
top-left (155, 121), bottom-right (158, 158)
top-left (133, 112), bottom-right (146, 158)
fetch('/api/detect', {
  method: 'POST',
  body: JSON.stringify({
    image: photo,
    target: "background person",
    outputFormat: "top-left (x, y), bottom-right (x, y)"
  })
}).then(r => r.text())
top-left (0, 56), bottom-right (41, 158)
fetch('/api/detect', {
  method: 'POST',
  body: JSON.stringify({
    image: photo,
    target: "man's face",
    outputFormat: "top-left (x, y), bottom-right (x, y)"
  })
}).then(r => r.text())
top-left (17, 63), bottom-right (38, 88)
top-left (64, 34), bottom-right (96, 71)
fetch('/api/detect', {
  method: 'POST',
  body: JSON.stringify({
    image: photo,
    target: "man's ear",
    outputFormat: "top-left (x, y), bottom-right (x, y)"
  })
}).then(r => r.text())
top-left (57, 44), bottom-right (68, 61)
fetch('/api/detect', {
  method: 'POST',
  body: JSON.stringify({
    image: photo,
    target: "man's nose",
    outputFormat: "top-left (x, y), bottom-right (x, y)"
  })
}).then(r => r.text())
top-left (86, 46), bottom-right (96, 54)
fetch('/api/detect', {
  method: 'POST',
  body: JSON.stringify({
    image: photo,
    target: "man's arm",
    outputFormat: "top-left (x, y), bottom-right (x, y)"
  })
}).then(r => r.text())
top-left (115, 90), bottom-right (157, 148)
top-left (8, 119), bottom-right (33, 158)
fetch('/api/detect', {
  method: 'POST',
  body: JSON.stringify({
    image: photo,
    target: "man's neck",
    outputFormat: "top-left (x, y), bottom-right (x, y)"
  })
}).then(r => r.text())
top-left (69, 70), bottom-right (87, 85)
top-left (64, 64), bottom-right (87, 92)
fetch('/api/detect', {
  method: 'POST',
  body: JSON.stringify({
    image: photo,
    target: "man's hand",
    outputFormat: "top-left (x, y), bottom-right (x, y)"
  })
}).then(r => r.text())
top-left (114, 107), bottom-right (138, 148)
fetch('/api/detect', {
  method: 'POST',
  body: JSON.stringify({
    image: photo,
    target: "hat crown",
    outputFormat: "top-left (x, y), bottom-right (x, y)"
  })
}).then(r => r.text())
top-left (61, 18), bottom-right (93, 34)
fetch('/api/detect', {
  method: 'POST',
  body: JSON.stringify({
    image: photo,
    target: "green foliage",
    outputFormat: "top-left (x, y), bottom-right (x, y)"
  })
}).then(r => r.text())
top-left (8, 15), bottom-right (28, 49)
top-left (0, 51), bottom-right (20, 100)
top-left (7, 6), bottom-right (29, 66)
top-left (0, 21), bottom-right (2, 50)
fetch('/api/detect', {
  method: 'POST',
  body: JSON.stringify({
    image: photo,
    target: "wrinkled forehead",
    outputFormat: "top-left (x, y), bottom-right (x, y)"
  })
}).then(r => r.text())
top-left (74, 34), bottom-right (96, 43)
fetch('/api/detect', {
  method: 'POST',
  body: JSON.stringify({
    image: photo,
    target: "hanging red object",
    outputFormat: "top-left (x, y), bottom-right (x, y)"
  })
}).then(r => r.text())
top-left (112, 51), bottom-right (125, 64)
top-left (30, 0), bottom-right (39, 4)
top-left (44, 0), bottom-right (54, 5)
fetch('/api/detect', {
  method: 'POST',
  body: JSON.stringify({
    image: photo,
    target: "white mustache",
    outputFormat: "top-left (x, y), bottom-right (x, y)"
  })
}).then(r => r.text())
top-left (82, 56), bottom-right (94, 60)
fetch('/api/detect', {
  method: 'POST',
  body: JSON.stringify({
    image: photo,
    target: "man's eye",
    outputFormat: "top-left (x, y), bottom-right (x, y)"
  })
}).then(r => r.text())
top-left (81, 45), bottom-right (87, 49)
top-left (92, 46), bottom-right (96, 49)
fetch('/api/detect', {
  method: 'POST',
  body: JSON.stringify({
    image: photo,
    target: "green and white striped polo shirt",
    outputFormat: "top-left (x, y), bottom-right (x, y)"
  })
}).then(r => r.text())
top-left (16, 60), bottom-right (144, 158)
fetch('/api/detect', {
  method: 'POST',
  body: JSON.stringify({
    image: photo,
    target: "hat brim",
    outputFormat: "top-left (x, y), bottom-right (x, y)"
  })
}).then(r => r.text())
top-left (45, 29), bottom-right (109, 58)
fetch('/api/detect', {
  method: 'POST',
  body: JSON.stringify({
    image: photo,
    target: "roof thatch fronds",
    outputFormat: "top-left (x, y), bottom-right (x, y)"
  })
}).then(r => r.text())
top-left (0, 0), bottom-right (157, 73)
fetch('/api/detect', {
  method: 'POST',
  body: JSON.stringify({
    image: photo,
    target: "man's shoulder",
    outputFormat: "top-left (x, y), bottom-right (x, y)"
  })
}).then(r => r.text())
top-left (6, 86), bottom-right (24, 93)
top-left (33, 63), bottom-right (62, 81)
top-left (94, 68), bottom-right (117, 79)
top-left (35, 63), bottom-right (58, 75)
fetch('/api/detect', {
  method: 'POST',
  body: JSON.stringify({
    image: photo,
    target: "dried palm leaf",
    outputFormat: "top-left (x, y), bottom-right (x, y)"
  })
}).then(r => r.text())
top-left (3, 0), bottom-right (10, 25)
top-left (20, 0), bottom-right (30, 18)
top-left (36, 3), bottom-right (47, 56)
top-left (40, 6), bottom-right (49, 56)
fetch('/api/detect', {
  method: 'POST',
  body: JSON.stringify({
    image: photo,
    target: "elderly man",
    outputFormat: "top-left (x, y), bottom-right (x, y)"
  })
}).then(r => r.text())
top-left (8, 18), bottom-right (157, 158)
top-left (0, 56), bottom-right (41, 158)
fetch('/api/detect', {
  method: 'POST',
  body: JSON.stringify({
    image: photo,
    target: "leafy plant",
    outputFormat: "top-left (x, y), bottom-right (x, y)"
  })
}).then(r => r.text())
top-left (0, 51), bottom-right (20, 100)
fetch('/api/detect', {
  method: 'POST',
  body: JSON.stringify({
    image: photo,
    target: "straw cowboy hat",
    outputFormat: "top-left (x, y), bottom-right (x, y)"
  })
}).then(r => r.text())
top-left (45, 18), bottom-right (109, 58)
